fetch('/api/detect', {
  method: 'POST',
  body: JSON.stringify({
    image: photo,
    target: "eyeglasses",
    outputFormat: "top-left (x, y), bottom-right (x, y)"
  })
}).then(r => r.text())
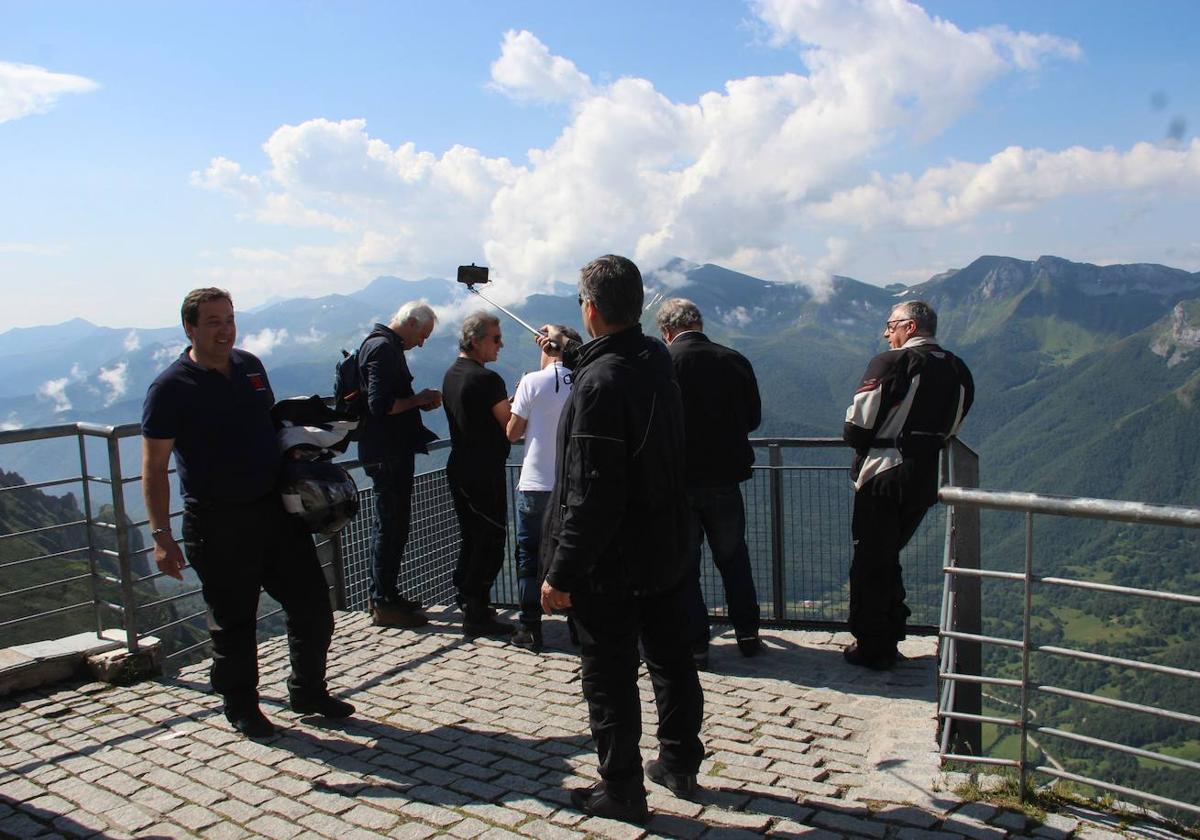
top-left (578, 295), bottom-right (588, 307)
top-left (491, 335), bottom-right (503, 344)
top-left (884, 318), bottom-right (914, 333)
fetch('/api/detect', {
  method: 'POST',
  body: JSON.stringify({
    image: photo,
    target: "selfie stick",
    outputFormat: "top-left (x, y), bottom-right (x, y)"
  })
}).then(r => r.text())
top-left (465, 284), bottom-right (546, 341)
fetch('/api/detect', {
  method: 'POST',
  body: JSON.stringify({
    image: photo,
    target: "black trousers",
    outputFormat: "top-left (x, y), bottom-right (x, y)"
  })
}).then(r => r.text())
top-left (182, 495), bottom-right (334, 712)
top-left (571, 587), bottom-right (705, 798)
top-left (447, 463), bottom-right (507, 609)
top-left (848, 474), bottom-right (931, 653)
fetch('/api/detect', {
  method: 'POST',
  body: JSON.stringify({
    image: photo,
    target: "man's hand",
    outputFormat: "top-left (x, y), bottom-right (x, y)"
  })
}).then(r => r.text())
top-left (535, 326), bottom-right (565, 356)
top-left (540, 580), bottom-right (572, 613)
top-left (418, 388), bottom-right (442, 410)
top-left (154, 536), bottom-right (186, 581)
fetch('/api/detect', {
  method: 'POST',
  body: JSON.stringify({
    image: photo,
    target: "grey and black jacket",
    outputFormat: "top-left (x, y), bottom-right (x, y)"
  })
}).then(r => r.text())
top-left (541, 325), bottom-right (688, 596)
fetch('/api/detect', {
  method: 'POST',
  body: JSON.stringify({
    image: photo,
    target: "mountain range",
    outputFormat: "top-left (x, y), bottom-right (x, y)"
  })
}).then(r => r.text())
top-left (4, 254), bottom-right (1200, 504)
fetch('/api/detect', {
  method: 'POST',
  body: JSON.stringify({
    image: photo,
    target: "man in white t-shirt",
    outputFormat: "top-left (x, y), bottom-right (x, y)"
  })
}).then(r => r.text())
top-left (506, 324), bottom-right (582, 652)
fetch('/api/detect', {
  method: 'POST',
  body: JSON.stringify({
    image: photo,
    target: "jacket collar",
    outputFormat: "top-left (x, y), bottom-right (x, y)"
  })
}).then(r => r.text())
top-left (671, 330), bottom-right (708, 346)
top-left (576, 323), bottom-right (645, 369)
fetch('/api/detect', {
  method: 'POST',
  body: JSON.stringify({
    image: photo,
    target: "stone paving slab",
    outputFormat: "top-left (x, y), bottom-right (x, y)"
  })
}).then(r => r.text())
top-left (0, 609), bottom-right (1188, 839)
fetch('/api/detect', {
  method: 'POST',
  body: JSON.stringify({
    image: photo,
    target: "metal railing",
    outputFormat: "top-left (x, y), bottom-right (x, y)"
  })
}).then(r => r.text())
top-left (937, 484), bottom-right (1200, 818)
top-left (2, 423), bottom-right (955, 659)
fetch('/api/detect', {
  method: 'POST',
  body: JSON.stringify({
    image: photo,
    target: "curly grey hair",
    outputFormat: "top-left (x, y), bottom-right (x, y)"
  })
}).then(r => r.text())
top-left (655, 298), bottom-right (703, 335)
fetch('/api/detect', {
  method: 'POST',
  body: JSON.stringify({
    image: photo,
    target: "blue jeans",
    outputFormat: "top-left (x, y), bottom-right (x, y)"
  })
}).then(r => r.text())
top-left (682, 483), bottom-right (760, 647)
top-left (515, 490), bottom-right (550, 627)
top-left (366, 453), bottom-right (415, 605)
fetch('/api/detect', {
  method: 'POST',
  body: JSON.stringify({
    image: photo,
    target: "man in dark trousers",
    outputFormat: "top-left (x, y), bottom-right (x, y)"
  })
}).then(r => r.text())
top-left (656, 297), bottom-right (762, 669)
top-left (357, 301), bottom-right (441, 628)
top-left (442, 311), bottom-right (514, 639)
top-left (843, 300), bottom-right (974, 669)
top-left (142, 288), bottom-right (353, 738)
top-left (539, 256), bottom-right (703, 824)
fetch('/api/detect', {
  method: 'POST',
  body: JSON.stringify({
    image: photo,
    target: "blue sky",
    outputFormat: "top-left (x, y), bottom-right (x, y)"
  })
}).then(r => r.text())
top-left (1, 0), bottom-right (1197, 331)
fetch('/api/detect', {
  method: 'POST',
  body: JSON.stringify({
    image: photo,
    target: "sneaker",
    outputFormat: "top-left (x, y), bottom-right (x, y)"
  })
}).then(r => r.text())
top-left (569, 782), bottom-right (649, 824)
top-left (371, 601), bottom-right (428, 628)
top-left (290, 692), bottom-right (355, 719)
top-left (511, 625), bottom-right (543, 652)
top-left (842, 641), bottom-right (897, 671)
top-left (464, 613), bottom-right (516, 639)
top-left (226, 706), bottom-right (276, 739)
top-left (645, 758), bottom-right (698, 800)
top-left (736, 634), bottom-right (763, 657)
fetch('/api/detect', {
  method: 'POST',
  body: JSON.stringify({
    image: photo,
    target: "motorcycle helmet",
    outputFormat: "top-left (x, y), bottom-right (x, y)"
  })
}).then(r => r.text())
top-left (279, 458), bottom-right (359, 535)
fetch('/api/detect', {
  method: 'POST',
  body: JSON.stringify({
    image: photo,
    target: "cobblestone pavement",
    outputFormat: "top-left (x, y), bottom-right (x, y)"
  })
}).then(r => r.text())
top-left (0, 609), bottom-right (1187, 839)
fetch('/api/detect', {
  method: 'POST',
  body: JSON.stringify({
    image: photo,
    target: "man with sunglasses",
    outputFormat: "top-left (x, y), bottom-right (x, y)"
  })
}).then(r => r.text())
top-left (443, 312), bottom-right (515, 639)
top-left (842, 301), bottom-right (974, 670)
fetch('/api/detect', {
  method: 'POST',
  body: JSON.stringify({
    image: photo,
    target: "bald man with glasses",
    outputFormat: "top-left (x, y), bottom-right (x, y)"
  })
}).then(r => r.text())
top-left (842, 300), bottom-right (974, 670)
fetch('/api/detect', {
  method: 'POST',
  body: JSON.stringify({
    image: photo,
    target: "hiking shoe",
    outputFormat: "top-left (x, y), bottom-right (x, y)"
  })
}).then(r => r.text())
top-left (464, 613), bottom-right (516, 639)
top-left (736, 634), bottom-right (763, 657)
top-left (290, 692), bottom-right (355, 719)
top-left (226, 706), bottom-right (276, 739)
top-left (842, 641), bottom-right (897, 671)
top-left (645, 758), bottom-right (698, 800)
top-left (511, 625), bottom-right (543, 652)
top-left (371, 601), bottom-right (428, 628)
top-left (394, 593), bottom-right (424, 612)
top-left (569, 782), bottom-right (649, 824)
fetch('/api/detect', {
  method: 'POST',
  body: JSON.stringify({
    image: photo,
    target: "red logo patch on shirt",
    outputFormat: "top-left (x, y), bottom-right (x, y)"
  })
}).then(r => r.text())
top-left (246, 373), bottom-right (268, 391)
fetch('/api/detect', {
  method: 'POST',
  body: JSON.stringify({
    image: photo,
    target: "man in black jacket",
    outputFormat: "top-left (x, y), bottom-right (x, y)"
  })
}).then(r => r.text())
top-left (656, 298), bottom-right (762, 668)
top-left (539, 256), bottom-right (703, 824)
top-left (357, 302), bottom-right (441, 628)
top-left (842, 300), bottom-right (974, 669)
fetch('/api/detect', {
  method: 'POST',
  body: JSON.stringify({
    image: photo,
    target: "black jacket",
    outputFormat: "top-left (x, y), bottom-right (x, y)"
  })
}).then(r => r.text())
top-left (542, 325), bottom-right (688, 596)
top-left (669, 331), bottom-right (761, 485)
top-left (356, 324), bottom-right (435, 467)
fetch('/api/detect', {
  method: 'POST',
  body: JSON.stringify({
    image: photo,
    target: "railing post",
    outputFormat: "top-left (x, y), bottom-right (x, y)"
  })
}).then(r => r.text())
top-left (768, 444), bottom-right (786, 622)
top-left (106, 434), bottom-right (140, 654)
top-left (329, 532), bottom-right (348, 611)
top-left (78, 431), bottom-right (104, 639)
top-left (944, 439), bottom-right (981, 755)
top-left (1019, 511), bottom-right (1034, 800)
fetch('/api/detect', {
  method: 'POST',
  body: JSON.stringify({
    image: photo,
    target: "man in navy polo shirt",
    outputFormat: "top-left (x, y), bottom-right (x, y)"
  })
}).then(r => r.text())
top-left (142, 287), bottom-right (353, 738)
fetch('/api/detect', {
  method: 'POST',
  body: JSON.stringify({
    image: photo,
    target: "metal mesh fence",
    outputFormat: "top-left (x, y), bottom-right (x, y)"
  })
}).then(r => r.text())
top-left (340, 455), bottom-right (947, 628)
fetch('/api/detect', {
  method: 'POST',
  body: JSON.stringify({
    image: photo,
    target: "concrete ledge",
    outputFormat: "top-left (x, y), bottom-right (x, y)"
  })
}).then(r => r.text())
top-left (0, 629), bottom-right (161, 696)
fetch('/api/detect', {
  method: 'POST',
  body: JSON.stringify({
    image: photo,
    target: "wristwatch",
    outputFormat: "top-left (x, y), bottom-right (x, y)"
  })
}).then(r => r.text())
top-left (151, 527), bottom-right (172, 538)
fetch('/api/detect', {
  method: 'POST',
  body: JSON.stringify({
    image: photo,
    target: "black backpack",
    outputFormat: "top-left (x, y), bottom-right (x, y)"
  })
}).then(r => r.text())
top-left (333, 344), bottom-right (367, 419)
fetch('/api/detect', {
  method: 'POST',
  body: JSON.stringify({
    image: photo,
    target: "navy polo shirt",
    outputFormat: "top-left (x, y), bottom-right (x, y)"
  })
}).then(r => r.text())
top-left (142, 348), bottom-right (280, 506)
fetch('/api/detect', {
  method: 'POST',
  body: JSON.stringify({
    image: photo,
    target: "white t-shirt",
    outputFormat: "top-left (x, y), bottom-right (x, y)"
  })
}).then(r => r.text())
top-left (511, 362), bottom-right (573, 492)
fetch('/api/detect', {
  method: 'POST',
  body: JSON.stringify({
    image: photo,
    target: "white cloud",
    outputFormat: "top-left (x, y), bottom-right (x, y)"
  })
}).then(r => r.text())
top-left (0, 61), bottom-right (99, 124)
top-left (293, 326), bottom-right (326, 345)
top-left (489, 30), bottom-right (595, 103)
top-left (196, 1), bottom-right (1138, 307)
top-left (97, 361), bottom-right (128, 406)
top-left (810, 140), bottom-right (1200, 229)
top-left (240, 327), bottom-right (289, 356)
top-left (123, 330), bottom-right (140, 352)
top-left (0, 412), bottom-right (21, 431)
top-left (153, 343), bottom-right (187, 364)
top-left (722, 306), bottom-right (754, 329)
top-left (37, 377), bottom-right (72, 412)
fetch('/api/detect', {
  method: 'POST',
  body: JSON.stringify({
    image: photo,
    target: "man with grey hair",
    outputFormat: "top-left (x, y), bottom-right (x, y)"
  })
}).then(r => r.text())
top-left (538, 256), bottom-right (703, 824)
top-left (843, 300), bottom-right (973, 669)
top-left (655, 297), bottom-right (762, 669)
top-left (442, 311), bottom-right (514, 638)
top-left (358, 301), bottom-right (442, 628)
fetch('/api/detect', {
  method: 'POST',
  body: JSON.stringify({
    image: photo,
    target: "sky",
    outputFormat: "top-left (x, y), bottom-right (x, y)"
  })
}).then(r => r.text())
top-left (1, 0), bottom-right (1198, 332)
